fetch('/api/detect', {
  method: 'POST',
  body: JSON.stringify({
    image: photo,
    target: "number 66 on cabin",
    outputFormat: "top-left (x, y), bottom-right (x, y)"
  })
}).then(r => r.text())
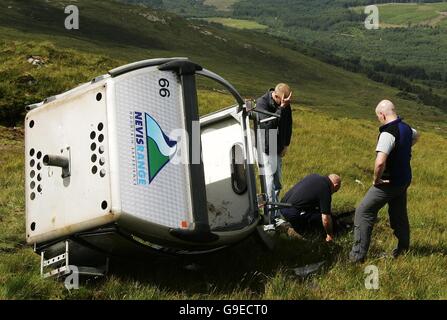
top-left (24, 58), bottom-right (265, 270)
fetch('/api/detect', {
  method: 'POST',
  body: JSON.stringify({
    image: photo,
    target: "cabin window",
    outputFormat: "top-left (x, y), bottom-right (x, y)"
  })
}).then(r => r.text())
top-left (230, 144), bottom-right (247, 195)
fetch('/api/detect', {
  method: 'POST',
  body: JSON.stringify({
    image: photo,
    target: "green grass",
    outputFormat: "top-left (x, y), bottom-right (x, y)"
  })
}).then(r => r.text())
top-left (0, 40), bottom-right (122, 126)
top-left (1, 0), bottom-right (447, 299)
top-left (203, 17), bottom-right (268, 30)
top-left (203, 0), bottom-right (237, 12)
top-left (2, 107), bottom-right (447, 299)
top-left (354, 2), bottom-right (447, 27)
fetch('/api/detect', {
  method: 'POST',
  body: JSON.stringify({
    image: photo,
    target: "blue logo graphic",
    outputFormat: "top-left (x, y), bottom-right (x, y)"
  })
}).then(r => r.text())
top-left (145, 113), bottom-right (177, 183)
top-left (132, 111), bottom-right (177, 185)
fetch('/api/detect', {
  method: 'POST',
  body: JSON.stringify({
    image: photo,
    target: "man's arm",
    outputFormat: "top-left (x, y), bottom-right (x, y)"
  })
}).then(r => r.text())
top-left (373, 151), bottom-right (389, 185)
top-left (412, 128), bottom-right (419, 146)
top-left (319, 189), bottom-right (333, 241)
top-left (322, 214), bottom-right (334, 242)
top-left (374, 131), bottom-right (394, 185)
top-left (255, 97), bottom-right (269, 122)
top-left (256, 96), bottom-right (280, 129)
top-left (280, 106), bottom-right (293, 157)
top-left (284, 106), bottom-right (292, 145)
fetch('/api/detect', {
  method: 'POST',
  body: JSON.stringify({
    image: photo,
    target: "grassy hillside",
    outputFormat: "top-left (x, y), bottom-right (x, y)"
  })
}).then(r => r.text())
top-left (204, 0), bottom-right (237, 12)
top-left (151, 1), bottom-right (447, 113)
top-left (202, 17), bottom-right (267, 29)
top-left (2, 106), bottom-right (447, 299)
top-left (0, 0), bottom-right (447, 299)
top-left (2, 0), bottom-right (447, 130)
top-left (369, 2), bottom-right (447, 27)
top-left (226, 0), bottom-right (447, 111)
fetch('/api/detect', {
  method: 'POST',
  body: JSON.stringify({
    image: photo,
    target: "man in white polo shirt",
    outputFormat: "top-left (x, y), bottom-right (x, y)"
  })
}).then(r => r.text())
top-left (349, 100), bottom-right (419, 263)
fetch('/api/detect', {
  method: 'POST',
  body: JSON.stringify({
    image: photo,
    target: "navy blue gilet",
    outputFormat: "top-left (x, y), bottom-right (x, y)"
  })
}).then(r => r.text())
top-left (378, 117), bottom-right (413, 186)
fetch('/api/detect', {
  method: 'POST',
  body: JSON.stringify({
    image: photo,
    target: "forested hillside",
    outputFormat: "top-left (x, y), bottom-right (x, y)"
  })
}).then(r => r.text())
top-left (128, 0), bottom-right (447, 112)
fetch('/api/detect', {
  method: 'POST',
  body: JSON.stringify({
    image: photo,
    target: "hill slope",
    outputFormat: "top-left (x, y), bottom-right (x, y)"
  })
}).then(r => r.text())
top-left (2, 108), bottom-right (447, 299)
top-left (159, 0), bottom-right (447, 112)
top-left (1, 0), bottom-right (446, 131)
top-left (0, 0), bottom-right (447, 300)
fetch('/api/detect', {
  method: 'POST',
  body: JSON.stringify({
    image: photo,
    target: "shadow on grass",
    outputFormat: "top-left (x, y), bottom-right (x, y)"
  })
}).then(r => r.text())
top-left (103, 234), bottom-right (345, 296)
top-left (409, 243), bottom-right (447, 257)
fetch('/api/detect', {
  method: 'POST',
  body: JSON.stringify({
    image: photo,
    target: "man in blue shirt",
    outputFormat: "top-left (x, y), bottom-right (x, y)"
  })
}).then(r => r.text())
top-left (349, 100), bottom-right (419, 263)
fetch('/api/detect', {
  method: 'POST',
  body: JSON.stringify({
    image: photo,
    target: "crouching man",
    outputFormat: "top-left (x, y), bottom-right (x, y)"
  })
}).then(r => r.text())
top-left (279, 173), bottom-right (341, 242)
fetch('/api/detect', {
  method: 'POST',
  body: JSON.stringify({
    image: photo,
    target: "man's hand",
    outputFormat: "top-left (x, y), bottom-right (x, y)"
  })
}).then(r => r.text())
top-left (280, 146), bottom-right (288, 157)
top-left (280, 91), bottom-right (292, 108)
top-left (373, 152), bottom-right (388, 186)
top-left (257, 193), bottom-right (268, 208)
top-left (321, 213), bottom-right (333, 241)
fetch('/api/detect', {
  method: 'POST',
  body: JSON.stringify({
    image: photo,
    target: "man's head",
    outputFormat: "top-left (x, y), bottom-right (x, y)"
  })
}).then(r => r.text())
top-left (272, 83), bottom-right (292, 107)
top-left (328, 174), bottom-right (341, 193)
top-left (375, 99), bottom-right (398, 124)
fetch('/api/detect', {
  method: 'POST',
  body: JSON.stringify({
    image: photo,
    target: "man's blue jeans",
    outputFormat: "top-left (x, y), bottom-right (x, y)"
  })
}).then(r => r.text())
top-left (261, 152), bottom-right (282, 219)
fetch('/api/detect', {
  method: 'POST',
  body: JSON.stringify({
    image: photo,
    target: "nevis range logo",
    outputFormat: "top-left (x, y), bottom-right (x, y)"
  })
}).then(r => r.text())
top-left (134, 112), bottom-right (177, 185)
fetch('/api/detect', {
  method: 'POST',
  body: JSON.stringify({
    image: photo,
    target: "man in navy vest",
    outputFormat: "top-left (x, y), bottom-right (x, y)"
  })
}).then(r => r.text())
top-left (349, 100), bottom-right (419, 263)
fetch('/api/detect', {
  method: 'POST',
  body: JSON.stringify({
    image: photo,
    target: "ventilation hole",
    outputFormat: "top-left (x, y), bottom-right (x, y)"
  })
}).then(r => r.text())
top-left (37, 151), bottom-right (42, 159)
top-left (30, 159), bottom-right (35, 167)
top-left (99, 157), bottom-right (105, 166)
top-left (29, 120), bottom-right (34, 128)
top-left (101, 201), bottom-right (108, 210)
top-left (99, 146), bottom-right (105, 154)
top-left (37, 185), bottom-right (42, 193)
top-left (98, 123), bottom-right (104, 131)
top-left (98, 134), bottom-right (104, 143)
top-left (92, 166), bottom-right (98, 174)
top-left (96, 93), bottom-right (102, 101)
top-left (91, 142), bottom-right (96, 151)
top-left (29, 148), bottom-right (35, 157)
top-left (91, 154), bottom-right (97, 162)
top-left (30, 192), bottom-right (36, 200)
top-left (37, 173), bottom-right (42, 181)
top-left (100, 169), bottom-right (106, 177)
top-left (30, 181), bottom-right (35, 189)
top-left (30, 170), bottom-right (35, 178)
top-left (90, 131), bottom-right (96, 140)
top-left (37, 162), bottom-right (41, 170)
top-left (30, 222), bottom-right (36, 231)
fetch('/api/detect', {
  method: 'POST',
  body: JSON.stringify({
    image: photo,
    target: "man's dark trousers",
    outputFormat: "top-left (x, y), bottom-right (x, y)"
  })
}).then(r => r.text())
top-left (281, 207), bottom-right (325, 236)
top-left (350, 183), bottom-right (410, 262)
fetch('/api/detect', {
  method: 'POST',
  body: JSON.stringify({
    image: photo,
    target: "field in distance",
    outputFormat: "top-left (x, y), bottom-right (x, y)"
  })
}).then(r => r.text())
top-left (353, 2), bottom-right (447, 28)
top-left (201, 17), bottom-right (268, 30)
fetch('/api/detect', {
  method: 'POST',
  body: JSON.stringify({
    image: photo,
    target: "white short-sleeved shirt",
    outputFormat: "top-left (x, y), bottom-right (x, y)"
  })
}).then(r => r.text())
top-left (376, 128), bottom-right (418, 155)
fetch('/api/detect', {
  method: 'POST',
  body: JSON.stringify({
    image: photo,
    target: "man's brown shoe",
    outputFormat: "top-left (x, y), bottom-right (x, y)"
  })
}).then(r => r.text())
top-left (276, 222), bottom-right (303, 240)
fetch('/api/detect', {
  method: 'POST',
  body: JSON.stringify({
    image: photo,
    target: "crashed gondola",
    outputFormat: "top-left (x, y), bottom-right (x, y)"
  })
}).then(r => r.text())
top-left (24, 58), bottom-right (277, 278)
